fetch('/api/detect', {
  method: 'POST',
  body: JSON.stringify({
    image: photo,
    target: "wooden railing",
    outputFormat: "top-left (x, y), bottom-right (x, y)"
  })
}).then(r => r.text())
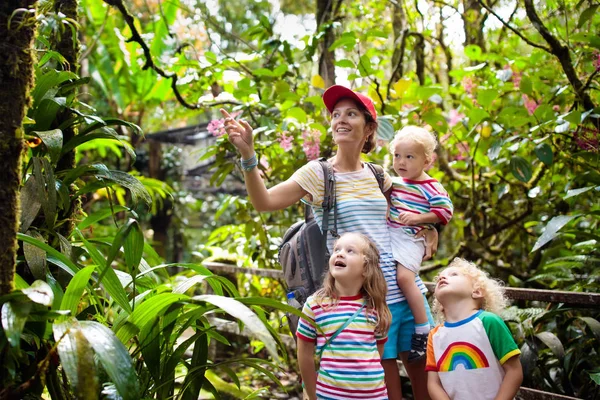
top-left (202, 261), bottom-right (599, 400)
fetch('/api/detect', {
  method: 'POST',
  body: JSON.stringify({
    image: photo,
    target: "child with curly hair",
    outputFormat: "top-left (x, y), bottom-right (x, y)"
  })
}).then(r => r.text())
top-left (296, 232), bottom-right (392, 400)
top-left (387, 126), bottom-right (454, 363)
top-left (426, 258), bottom-right (523, 400)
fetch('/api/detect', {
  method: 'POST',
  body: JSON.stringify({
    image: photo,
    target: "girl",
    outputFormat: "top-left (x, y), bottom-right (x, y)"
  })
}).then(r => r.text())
top-left (221, 85), bottom-right (437, 399)
top-left (426, 258), bottom-right (523, 400)
top-left (296, 232), bottom-right (392, 400)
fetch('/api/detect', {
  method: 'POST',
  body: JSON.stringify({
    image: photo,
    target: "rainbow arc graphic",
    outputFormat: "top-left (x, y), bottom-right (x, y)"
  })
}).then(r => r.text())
top-left (437, 341), bottom-right (489, 372)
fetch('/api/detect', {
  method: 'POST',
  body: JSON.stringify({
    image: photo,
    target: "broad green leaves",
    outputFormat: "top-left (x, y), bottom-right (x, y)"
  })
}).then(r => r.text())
top-left (531, 215), bottom-right (580, 252)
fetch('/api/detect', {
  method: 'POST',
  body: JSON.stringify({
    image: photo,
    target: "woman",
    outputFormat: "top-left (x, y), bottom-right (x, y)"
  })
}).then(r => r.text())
top-left (221, 85), bottom-right (436, 400)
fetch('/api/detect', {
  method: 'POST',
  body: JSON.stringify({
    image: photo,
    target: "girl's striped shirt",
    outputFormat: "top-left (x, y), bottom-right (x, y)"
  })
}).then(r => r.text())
top-left (388, 177), bottom-right (453, 235)
top-left (291, 160), bottom-right (427, 304)
top-left (297, 294), bottom-right (388, 400)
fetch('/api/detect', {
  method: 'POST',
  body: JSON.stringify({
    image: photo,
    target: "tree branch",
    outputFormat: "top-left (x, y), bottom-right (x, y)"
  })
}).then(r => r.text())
top-left (103, 0), bottom-right (236, 110)
top-left (477, 0), bottom-right (550, 51)
top-left (523, 0), bottom-right (595, 110)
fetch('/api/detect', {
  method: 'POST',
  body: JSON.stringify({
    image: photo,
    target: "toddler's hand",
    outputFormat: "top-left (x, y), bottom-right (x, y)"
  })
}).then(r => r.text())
top-left (399, 212), bottom-right (421, 226)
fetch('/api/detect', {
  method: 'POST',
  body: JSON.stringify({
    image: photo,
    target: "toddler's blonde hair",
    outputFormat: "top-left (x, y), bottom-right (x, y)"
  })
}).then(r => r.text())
top-left (389, 125), bottom-right (438, 162)
top-left (432, 258), bottom-right (508, 322)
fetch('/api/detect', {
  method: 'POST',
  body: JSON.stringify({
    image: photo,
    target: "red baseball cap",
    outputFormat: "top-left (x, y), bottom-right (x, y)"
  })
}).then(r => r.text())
top-left (322, 85), bottom-right (377, 121)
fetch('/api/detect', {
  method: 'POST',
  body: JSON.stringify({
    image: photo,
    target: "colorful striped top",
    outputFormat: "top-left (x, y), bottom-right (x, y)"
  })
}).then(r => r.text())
top-left (425, 310), bottom-right (521, 400)
top-left (291, 160), bottom-right (427, 304)
top-left (297, 294), bottom-right (388, 400)
top-left (388, 176), bottom-right (453, 235)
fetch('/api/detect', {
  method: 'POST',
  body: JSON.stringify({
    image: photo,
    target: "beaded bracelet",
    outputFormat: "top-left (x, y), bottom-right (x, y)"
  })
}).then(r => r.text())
top-left (240, 153), bottom-right (258, 171)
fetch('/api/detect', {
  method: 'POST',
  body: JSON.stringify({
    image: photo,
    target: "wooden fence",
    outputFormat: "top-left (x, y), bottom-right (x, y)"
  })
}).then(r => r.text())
top-left (202, 261), bottom-right (600, 400)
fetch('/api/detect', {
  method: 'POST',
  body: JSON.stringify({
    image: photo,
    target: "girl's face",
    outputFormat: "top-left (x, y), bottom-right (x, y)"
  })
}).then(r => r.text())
top-left (392, 138), bottom-right (429, 180)
top-left (329, 234), bottom-right (366, 283)
top-left (330, 99), bottom-right (373, 147)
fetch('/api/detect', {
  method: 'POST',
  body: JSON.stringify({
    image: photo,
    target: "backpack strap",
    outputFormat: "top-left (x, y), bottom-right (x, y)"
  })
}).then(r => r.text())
top-left (317, 158), bottom-right (337, 238)
top-left (366, 162), bottom-right (385, 194)
top-left (317, 303), bottom-right (365, 360)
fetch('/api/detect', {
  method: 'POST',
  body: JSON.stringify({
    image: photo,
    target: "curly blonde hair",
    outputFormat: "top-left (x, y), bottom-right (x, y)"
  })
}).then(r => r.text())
top-left (432, 258), bottom-right (508, 322)
top-left (389, 125), bottom-right (438, 162)
top-left (314, 233), bottom-right (392, 336)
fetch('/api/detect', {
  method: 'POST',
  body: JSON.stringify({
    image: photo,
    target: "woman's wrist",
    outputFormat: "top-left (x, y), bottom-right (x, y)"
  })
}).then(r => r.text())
top-left (240, 152), bottom-right (258, 171)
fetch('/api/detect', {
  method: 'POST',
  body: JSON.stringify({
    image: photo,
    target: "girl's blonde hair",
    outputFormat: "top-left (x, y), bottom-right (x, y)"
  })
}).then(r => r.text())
top-left (432, 258), bottom-right (508, 322)
top-left (314, 233), bottom-right (392, 335)
top-left (389, 125), bottom-right (438, 162)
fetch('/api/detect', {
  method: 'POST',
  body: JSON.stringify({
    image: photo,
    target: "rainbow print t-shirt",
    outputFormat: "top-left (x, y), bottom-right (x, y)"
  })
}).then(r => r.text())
top-left (425, 310), bottom-right (521, 400)
top-left (388, 177), bottom-right (453, 235)
top-left (297, 294), bottom-right (388, 400)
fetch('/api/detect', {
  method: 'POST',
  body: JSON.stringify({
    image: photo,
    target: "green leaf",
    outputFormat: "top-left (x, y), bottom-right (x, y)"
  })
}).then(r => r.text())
top-left (60, 266), bottom-right (95, 317)
top-left (589, 372), bottom-right (600, 386)
top-left (578, 317), bottom-right (600, 340)
top-left (376, 117), bottom-right (395, 141)
top-left (468, 108), bottom-right (490, 127)
top-left (534, 143), bottom-right (553, 166)
top-left (328, 32), bottom-right (357, 51)
top-left (23, 230), bottom-right (47, 280)
top-left (578, 5), bottom-right (599, 28)
top-left (192, 295), bottom-right (279, 361)
top-left (510, 156), bottom-right (532, 182)
top-left (563, 110), bottom-right (581, 125)
top-left (464, 45), bottom-right (482, 60)
top-left (32, 129), bottom-right (63, 166)
top-left (77, 205), bottom-right (129, 230)
top-left (92, 166), bottom-right (152, 205)
top-left (129, 293), bottom-right (189, 328)
top-left (180, 332), bottom-right (209, 400)
top-left (358, 55), bottom-right (373, 77)
top-left (464, 62), bottom-right (486, 71)
top-left (17, 232), bottom-right (78, 276)
top-left (531, 215), bottom-right (580, 252)
top-left (1, 301), bottom-right (32, 348)
top-left (564, 186), bottom-right (599, 199)
top-left (534, 331), bottom-right (564, 359)
top-left (477, 89), bottom-right (498, 109)
top-left (286, 107), bottom-right (307, 123)
top-left (335, 59), bottom-right (354, 68)
top-left (520, 76), bottom-right (533, 96)
top-left (19, 176), bottom-right (42, 233)
top-left (124, 220), bottom-right (144, 272)
top-left (31, 69), bottom-right (77, 108)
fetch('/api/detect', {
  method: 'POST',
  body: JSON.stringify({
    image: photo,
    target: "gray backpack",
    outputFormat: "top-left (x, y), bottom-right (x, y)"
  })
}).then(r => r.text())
top-left (278, 159), bottom-right (384, 334)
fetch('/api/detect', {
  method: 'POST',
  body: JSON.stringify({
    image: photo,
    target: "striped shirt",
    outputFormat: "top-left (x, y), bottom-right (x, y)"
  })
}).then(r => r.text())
top-left (297, 294), bottom-right (388, 400)
top-left (291, 161), bottom-right (427, 304)
top-left (388, 177), bottom-right (453, 235)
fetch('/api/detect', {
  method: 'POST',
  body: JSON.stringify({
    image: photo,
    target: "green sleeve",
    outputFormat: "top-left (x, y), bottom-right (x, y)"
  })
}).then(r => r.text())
top-left (480, 311), bottom-right (521, 365)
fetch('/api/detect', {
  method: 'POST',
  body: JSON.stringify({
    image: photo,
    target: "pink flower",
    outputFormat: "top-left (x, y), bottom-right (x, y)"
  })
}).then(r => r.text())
top-left (447, 109), bottom-right (465, 128)
top-left (594, 51), bottom-right (600, 72)
top-left (574, 126), bottom-right (599, 152)
top-left (302, 129), bottom-right (321, 161)
top-left (277, 131), bottom-right (293, 151)
top-left (207, 111), bottom-right (242, 137)
top-left (461, 77), bottom-right (476, 95)
top-left (553, 105), bottom-right (561, 112)
top-left (512, 69), bottom-right (522, 88)
top-left (522, 94), bottom-right (539, 115)
top-left (455, 141), bottom-right (470, 161)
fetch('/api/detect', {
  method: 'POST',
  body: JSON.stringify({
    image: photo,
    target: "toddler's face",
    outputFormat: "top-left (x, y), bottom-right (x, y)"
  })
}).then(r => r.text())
top-left (435, 267), bottom-right (476, 300)
top-left (392, 139), bottom-right (429, 180)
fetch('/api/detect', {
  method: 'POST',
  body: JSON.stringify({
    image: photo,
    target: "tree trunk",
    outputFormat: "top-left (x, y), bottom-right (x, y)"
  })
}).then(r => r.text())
top-left (389, 2), bottom-right (406, 86)
top-left (0, 1), bottom-right (39, 295)
top-left (462, 0), bottom-right (486, 51)
top-left (54, 0), bottom-right (80, 241)
top-left (316, 0), bottom-right (339, 87)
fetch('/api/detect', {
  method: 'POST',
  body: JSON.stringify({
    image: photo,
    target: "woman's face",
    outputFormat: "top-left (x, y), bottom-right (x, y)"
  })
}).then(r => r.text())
top-left (330, 98), bottom-right (373, 147)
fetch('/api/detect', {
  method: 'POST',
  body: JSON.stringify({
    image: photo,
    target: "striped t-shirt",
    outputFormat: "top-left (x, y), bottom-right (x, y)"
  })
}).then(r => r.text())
top-left (297, 294), bottom-right (388, 400)
top-left (291, 160), bottom-right (427, 304)
top-left (388, 177), bottom-right (453, 235)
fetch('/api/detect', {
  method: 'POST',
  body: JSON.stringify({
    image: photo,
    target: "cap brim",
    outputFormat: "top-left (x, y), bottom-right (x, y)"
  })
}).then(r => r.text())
top-left (322, 85), bottom-right (364, 114)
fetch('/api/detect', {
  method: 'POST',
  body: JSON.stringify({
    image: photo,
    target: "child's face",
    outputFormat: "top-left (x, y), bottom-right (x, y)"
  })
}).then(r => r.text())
top-left (392, 138), bottom-right (429, 180)
top-left (435, 267), bottom-right (478, 301)
top-left (329, 234), bottom-right (366, 283)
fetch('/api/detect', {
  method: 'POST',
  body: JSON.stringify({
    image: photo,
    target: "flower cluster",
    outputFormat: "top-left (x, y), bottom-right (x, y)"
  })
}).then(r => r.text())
top-left (447, 109), bottom-right (465, 128)
top-left (512, 68), bottom-right (522, 88)
top-left (522, 94), bottom-right (539, 115)
top-left (277, 131), bottom-right (294, 151)
top-left (461, 76), bottom-right (476, 95)
top-left (302, 129), bottom-right (321, 161)
top-left (574, 126), bottom-right (599, 152)
top-left (207, 111), bottom-right (242, 137)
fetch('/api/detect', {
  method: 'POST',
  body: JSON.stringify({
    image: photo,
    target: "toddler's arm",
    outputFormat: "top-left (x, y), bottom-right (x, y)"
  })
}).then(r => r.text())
top-left (494, 356), bottom-right (523, 400)
top-left (427, 371), bottom-right (450, 400)
top-left (399, 211), bottom-right (441, 226)
top-left (297, 339), bottom-right (317, 400)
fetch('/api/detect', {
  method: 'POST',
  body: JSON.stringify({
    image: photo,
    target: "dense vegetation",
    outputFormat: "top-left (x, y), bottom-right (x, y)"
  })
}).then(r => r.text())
top-left (0, 0), bottom-right (598, 398)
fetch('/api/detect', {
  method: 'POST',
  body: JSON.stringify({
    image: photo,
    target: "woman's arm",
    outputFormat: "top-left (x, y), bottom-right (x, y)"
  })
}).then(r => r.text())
top-left (415, 228), bottom-right (439, 260)
top-left (427, 371), bottom-right (450, 400)
top-left (297, 340), bottom-right (317, 400)
top-left (494, 356), bottom-right (523, 400)
top-left (221, 108), bottom-right (308, 212)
